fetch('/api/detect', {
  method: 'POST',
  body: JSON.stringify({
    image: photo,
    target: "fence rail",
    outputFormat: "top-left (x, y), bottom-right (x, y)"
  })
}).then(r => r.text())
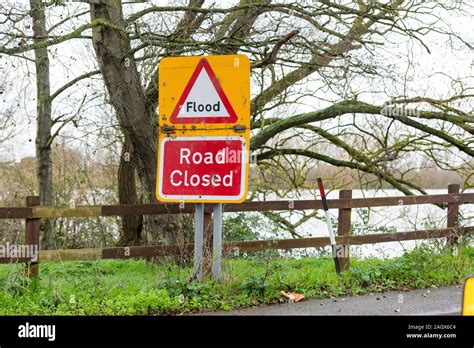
top-left (1, 193), bottom-right (473, 219)
top-left (26, 226), bottom-right (470, 263)
top-left (0, 184), bottom-right (473, 278)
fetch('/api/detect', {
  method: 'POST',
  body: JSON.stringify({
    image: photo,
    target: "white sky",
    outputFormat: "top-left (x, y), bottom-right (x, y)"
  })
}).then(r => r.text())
top-left (0, 1), bottom-right (473, 162)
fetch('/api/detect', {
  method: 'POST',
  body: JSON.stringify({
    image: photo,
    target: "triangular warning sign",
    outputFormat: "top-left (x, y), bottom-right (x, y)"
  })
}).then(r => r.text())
top-left (170, 58), bottom-right (238, 124)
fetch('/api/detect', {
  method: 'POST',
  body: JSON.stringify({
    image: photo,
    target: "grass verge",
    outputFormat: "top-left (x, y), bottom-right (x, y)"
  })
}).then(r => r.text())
top-left (0, 244), bottom-right (472, 315)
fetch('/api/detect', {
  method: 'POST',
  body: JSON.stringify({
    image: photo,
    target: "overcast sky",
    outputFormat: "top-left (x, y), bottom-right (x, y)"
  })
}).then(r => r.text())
top-left (0, 1), bottom-right (472, 162)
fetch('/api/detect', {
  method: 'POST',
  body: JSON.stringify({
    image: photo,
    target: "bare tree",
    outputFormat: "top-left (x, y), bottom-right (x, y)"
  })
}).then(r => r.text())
top-left (29, 0), bottom-right (55, 248)
top-left (1, 0), bottom-right (472, 243)
top-left (117, 138), bottom-right (143, 246)
top-left (88, 0), bottom-right (473, 242)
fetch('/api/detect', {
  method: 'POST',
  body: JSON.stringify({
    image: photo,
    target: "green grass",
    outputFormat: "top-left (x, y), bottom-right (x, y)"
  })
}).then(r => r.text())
top-left (0, 244), bottom-right (472, 315)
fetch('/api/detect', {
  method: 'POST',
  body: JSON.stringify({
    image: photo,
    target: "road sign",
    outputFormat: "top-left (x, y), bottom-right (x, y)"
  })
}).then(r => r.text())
top-left (158, 55), bottom-right (249, 133)
top-left (169, 58), bottom-right (238, 124)
top-left (157, 55), bottom-right (250, 203)
top-left (157, 136), bottom-right (247, 203)
top-left (158, 55), bottom-right (250, 281)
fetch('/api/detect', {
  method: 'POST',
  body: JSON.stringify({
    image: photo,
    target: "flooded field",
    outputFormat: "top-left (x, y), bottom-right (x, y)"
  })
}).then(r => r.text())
top-left (251, 189), bottom-right (474, 258)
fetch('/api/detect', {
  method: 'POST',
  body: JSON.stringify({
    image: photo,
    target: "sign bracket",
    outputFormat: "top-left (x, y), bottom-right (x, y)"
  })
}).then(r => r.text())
top-left (160, 125), bottom-right (175, 134)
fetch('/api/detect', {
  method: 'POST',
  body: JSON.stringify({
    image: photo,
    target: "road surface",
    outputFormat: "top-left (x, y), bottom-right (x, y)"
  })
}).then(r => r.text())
top-left (198, 285), bottom-right (463, 315)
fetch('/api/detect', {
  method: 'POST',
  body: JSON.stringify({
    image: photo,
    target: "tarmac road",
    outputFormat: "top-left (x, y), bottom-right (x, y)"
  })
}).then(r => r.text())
top-left (198, 285), bottom-right (464, 316)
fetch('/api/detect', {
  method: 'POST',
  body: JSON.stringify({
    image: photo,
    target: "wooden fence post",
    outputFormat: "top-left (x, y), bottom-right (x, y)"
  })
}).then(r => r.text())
top-left (337, 189), bottom-right (352, 271)
top-left (446, 184), bottom-right (460, 247)
top-left (25, 196), bottom-right (40, 279)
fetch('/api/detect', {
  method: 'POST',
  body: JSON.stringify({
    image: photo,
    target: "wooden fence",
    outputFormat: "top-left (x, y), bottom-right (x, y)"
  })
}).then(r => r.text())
top-left (0, 184), bottom-right (473, 278)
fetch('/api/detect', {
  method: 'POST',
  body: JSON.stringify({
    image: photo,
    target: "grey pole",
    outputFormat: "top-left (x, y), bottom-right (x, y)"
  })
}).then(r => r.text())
top-left (212, 203), bottom-right (223, 281)
top-left (194, 203), bottom-right (204, 281)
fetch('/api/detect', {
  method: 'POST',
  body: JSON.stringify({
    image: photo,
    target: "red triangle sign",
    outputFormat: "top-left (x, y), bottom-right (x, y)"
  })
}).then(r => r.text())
top-left (169, 58), bottom-right (238, 124)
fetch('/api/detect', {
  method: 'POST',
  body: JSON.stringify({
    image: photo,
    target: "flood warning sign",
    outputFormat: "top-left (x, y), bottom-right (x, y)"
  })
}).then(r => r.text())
top-left (169, 58), bottom-right (238, 124)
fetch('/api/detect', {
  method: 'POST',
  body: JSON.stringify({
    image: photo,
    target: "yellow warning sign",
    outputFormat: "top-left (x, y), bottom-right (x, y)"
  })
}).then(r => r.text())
top-left (158, 55), bottom-right (250, 136)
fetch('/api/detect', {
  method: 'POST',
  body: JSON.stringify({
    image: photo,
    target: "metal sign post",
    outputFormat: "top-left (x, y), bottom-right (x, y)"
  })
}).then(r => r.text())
top-left (194, 203), bottom-right (204, 280)
top-left (212, 203), bottom-right (223, 281)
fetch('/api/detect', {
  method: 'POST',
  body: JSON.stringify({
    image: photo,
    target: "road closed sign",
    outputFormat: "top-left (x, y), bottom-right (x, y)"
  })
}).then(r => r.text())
top-left (156, 55), bottom-right (250, 203)
top-left (157, 137), bottom-right (247, 202)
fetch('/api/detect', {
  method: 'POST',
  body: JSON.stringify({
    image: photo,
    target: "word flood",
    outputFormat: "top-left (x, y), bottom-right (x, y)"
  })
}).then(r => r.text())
top-left (186, 101), bottom-right (221, 113)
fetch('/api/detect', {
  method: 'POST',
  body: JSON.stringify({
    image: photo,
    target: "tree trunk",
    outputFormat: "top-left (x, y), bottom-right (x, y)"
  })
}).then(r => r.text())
top-left (118, 139), bottom-right (143, 246)
top-left (90, 1), bottom-right (179, 244)
top-left (30, 0), bottom-right (54, 249)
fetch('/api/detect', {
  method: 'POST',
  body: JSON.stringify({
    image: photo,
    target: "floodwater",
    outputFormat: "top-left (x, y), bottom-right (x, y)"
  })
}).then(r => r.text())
top-left (248, 189), bottom-right (474, 258)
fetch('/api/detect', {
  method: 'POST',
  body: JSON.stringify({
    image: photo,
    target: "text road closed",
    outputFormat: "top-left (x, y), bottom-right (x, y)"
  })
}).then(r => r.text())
top-left (158, 137), bottom-right (247, 201)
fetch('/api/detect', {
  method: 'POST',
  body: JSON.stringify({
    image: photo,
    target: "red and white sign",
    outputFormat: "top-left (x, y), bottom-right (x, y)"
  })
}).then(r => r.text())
top-left (169, 58), bottom-right (238, 124)
top-left (157, 136), bottom-right (247, 202)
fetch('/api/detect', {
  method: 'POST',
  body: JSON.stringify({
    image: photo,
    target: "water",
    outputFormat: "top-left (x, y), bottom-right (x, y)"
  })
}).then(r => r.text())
top-left (248, 189), bottom-right (474, 258)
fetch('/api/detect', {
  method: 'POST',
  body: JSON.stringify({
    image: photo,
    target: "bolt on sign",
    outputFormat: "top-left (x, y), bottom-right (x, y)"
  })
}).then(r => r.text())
top-left (156, 55), bottom-right (250, 203)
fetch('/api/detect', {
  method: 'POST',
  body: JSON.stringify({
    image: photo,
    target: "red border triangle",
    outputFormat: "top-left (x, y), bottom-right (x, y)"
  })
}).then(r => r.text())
top-left (169, 58), bottom-right (238, 124)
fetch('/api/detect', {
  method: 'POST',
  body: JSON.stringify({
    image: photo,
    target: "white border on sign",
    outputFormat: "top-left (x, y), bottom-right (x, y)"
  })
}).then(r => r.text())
top-left (158, 136), bottom-right (247, 202)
